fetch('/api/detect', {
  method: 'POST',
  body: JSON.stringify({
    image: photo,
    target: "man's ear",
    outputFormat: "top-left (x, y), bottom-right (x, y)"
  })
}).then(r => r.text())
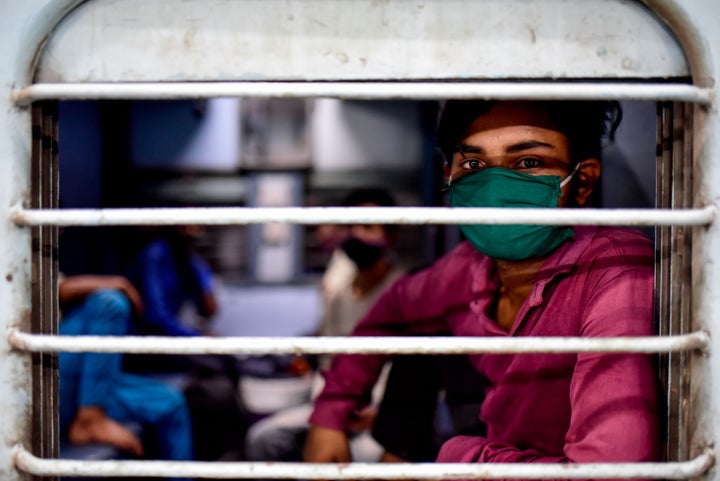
top-left (573, 158), bottom-right (601, 206)
top-left (443, 163), bottom-right (455, 187)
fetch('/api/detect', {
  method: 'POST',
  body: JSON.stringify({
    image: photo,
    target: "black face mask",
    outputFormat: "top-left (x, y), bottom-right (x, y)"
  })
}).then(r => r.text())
top-left (341, 237), bottom-right (386, 269)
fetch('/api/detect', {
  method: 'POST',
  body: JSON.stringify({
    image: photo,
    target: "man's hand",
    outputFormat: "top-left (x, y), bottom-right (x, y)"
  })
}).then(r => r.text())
top-left (346, 406), bottom-right (378, 433)
top-left (303, 425), bottom-right (352, 463)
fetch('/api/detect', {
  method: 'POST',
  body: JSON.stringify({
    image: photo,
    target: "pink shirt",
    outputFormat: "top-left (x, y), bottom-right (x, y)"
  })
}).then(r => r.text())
top-left (310, 226), bottom-right (660, 471)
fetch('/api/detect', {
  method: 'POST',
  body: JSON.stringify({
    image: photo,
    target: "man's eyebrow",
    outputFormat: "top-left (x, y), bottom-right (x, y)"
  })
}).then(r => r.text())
top-left (505, 140), bottom-right (555, 153)
top-left (455, 140), bottom-right (557, 155)
top-left (455, 143), bottom-right (485, 155)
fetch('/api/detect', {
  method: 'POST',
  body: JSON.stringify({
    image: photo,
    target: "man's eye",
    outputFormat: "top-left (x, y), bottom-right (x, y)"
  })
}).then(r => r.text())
top-left (516, 157), bottom-right (541, 169)
top-left (461, 158), bottom-right (484, 170)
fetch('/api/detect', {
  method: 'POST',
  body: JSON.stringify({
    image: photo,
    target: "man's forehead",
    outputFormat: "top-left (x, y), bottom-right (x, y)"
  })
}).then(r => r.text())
top-left (463, 101), bottom-right (561, 134)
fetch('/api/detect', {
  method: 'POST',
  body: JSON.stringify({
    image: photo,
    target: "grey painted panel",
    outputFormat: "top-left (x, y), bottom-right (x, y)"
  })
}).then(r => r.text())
top-left (36, 0), bottom-right (689, 82)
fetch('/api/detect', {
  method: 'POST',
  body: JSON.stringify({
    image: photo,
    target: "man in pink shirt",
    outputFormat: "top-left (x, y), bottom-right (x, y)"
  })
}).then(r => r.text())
top-left (303, 100), bottom-right (660, 474)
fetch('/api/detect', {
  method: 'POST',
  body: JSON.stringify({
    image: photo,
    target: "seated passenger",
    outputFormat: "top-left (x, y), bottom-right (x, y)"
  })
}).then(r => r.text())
top-left (128, 225), bottom-right (217, 339)
top-left (58, 274), bottom-right (193, 466)
top-left (304, 100), bottom-right (660, 476)
top-left (124, 225), bottom-right (249, 461)
top-left (245, 188), bottom-right (407, 463)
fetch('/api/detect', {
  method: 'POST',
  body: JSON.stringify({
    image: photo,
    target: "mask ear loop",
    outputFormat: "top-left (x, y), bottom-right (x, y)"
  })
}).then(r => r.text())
top-left (560, 163), bottom-right (581, 188)
top-left (441, 173), bottom-right (454, 192)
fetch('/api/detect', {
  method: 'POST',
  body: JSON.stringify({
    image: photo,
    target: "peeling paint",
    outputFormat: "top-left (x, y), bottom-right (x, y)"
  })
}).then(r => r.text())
top-left (183, 30), bottom-right (196, 49)
top-left (526, 24), bottom-right (536, 44)
top-left (621, 56), bottom-right (636, 70)
top-left (334, 52), bottom-right (349, 64)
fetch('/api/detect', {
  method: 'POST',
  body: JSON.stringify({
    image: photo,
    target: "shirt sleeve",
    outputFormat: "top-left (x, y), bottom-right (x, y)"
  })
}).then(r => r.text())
top-left (437, 240), bottom-right (660, 479)
top-left (309, 246), bottom-right (473, 431)
top-left (140, 245), bottom-right (202, 337)
top-left (189, 254), bottom-right (214, 296)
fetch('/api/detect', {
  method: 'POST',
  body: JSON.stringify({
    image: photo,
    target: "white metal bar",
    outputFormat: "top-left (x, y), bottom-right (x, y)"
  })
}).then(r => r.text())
top-left (7, 329), bottom-right (709, 355)
top-left (12, 444), bottom-right (714, 480)
top-left (11, 205), bottom-right (718, 227)
top-left (11, 82), bottom-right (714, 106)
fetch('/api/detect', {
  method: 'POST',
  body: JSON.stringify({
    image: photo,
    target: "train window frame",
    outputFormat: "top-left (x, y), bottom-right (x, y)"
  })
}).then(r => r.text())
top-left (2, 1), bottom-right (719, 480)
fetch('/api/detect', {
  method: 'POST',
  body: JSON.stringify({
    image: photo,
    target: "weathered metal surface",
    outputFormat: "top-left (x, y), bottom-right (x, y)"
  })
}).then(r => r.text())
top-left (12, 445), bottom-right (716, 479)
top-left (641, 0), bottom-right (720, 473)
top-left (12, 81), bottom-right (714, 105)
top-left (0, 1), bottom-right (75, 479)
top-left (7, 329), bottom-right (710, 355)
top-left (33, 0), bottom-right (689, 83)
top-left (10, 204), bottom-right (719, 227)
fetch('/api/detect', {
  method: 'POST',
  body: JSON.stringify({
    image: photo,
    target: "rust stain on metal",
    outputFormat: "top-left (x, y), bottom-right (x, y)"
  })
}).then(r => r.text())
top-left (184, 30), bottom-right (196, 49)
top-left (526, 24), bottom-right (536, 44)
top-left (621, 56), bottom-right (635, 70)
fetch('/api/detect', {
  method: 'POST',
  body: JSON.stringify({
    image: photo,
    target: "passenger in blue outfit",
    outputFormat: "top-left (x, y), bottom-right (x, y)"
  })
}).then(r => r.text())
top-left (125, 225), bottom-right (250, 461)
top-left (124, 224), bottom-right (224, 375)
top-left (58, 274), bottom-right (194, 465)
top-left (130, 225), bottom-right (217, 338)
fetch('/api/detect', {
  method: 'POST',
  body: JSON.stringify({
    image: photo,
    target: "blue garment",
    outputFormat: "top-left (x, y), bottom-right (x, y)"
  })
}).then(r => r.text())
top-left (59, 289), bottom-right (194, 463)
top-left (131, 238), bottom-right (214, 337)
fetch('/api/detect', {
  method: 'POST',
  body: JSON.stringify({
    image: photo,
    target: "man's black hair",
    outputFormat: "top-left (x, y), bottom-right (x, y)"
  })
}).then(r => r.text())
top-left (435, 100), bottom-right (622, 167)
top-left (342, 187), bottom-right (398, 233)
top-left (342, 187), bottom-right (397, 208)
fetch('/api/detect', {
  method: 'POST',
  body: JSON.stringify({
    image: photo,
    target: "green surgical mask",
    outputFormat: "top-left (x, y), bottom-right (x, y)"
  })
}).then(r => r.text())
top-left (446, 167), bottom-right (575, 261)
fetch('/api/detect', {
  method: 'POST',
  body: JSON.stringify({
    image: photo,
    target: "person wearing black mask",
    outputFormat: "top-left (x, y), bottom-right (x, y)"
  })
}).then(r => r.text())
top-left (245, 187), bottom-right (406, 464)
top-left (320, 188), bottom-right (405, 341)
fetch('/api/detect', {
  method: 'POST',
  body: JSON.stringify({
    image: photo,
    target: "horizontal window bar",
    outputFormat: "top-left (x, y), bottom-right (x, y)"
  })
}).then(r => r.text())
top-left (11, 82), bottom-right (714, 106)
top-left (11, 205), bottom-right (717, 227)
top-left (8, 329), bottom-right (709, 355)
top-left (13, 445), bottom-right (714, 479)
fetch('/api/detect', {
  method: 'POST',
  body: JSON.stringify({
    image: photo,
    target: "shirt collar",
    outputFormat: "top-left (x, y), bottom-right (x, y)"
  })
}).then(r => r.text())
top-left (468, 226), bottom-right (599, 306)
top-left (526, 225), bottom-right (599, 307)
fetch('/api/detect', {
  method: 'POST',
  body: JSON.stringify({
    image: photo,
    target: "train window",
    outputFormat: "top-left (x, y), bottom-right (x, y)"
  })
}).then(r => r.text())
top-left (2, 1), bottom-right (719, 480)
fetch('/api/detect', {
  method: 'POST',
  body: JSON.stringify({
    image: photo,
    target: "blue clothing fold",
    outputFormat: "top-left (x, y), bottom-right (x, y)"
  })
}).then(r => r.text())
top-left (59, 289), bottom-right (194, 465)
top-left (130, 238), bottom-right (214, 337)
